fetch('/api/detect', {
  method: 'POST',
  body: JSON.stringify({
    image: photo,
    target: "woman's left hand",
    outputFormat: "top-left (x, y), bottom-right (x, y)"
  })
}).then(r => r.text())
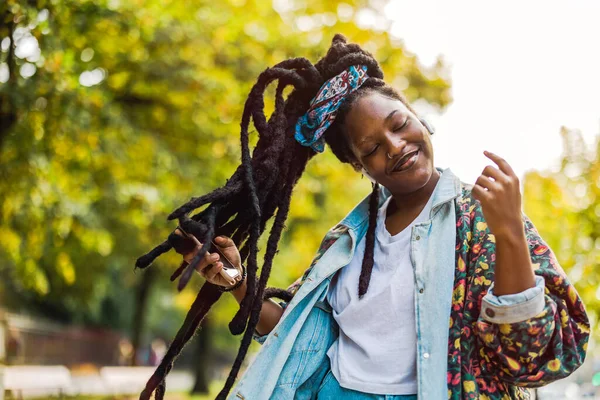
top-left (472, 151), bottom-right (524, 238)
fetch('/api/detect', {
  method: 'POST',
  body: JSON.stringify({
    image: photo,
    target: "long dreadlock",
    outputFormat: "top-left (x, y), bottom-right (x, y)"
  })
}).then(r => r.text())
top-left (135, 33), bottom-right (417, 400)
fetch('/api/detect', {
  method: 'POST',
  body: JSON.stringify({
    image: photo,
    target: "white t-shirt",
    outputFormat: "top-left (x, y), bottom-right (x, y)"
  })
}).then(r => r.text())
top-left (326, 192), bottom-right (435, 395)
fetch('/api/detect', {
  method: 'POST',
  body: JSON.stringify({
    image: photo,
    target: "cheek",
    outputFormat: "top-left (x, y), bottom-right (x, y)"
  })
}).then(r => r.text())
top-left (425, 138), bottom-right (435, 161)
top-left (364, 158), bottom-right (390, 178)
top-left (416, 129), bottom-right (434, 157)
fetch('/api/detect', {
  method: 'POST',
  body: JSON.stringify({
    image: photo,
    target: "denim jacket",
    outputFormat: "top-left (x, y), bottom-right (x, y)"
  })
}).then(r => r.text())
top-left (229, 168), bottom-right (589, 400)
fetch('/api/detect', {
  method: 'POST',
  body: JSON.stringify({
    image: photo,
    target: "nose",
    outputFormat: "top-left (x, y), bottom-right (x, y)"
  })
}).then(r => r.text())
top-left (385, 133), bottom-right (407, 159)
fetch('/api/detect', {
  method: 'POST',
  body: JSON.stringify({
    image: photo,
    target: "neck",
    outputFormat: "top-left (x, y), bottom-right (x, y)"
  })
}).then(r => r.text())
top-left (387, 169), bottom-right (441, 215)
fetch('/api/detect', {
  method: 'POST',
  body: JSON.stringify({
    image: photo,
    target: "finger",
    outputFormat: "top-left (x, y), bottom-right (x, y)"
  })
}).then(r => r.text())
top-left (189, 234), bottom-right (203, 247)
top-left (197, 263), bottom-right (212, 279)
top-left (193, 251), bottom-right (216, 275)
top-left (472, 183), bottom-right (491, 202)
top-left (182, 240), bottom-right (206, 263)
top-left (214, 236), bottom-right (235, 248)
top-left (205, 262), bottom-right (223, 281)
top-left (484, 151), bottom-right (516, 178)
top-left (475, 175), bottom-right (500, 192)
top-left (481, 165), bottom-right (508, 183)
top-left (170, 230), bottom-right (197, 256)
top-left (175, 228), bottom-right (204, 246)
top-left (174, 228), bottom-right (186, 237)
top-left (182, 244), bottom-right (202, 263)
top-left (196, 252), bottom-right (219, 273)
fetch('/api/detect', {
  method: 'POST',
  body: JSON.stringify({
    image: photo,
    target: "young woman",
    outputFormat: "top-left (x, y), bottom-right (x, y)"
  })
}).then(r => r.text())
top-left (138, 35), bottom-right (589, 400)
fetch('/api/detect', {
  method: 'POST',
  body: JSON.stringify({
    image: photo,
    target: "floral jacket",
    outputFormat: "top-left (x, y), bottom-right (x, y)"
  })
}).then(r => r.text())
top-left (234, 168), bottom-right (589, 400)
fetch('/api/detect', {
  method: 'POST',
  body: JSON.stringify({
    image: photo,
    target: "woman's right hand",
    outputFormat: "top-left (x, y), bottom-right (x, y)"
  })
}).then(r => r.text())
top-left (173, 229), bottom-right (244, 288)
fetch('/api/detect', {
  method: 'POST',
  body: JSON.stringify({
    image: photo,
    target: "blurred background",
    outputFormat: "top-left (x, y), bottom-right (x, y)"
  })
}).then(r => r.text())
top-left (0, 0), bottom-right (598, 398)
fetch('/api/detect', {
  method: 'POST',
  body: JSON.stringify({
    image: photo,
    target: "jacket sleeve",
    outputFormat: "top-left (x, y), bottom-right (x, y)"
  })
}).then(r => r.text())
top-left (252, 224), bottom-right (347, 344)
top-left (475, 214), bottom-right (590, 387)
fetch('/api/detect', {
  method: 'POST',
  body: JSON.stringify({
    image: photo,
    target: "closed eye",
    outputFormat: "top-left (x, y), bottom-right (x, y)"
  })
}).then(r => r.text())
top-left (394, 118), bottom-right (409, 132)
top-left (364, 144), bottom-right (379, 157)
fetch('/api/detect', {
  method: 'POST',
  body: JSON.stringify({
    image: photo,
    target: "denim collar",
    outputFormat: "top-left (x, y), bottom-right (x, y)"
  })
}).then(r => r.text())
top-left (339, 167), bottom-right (461, 232)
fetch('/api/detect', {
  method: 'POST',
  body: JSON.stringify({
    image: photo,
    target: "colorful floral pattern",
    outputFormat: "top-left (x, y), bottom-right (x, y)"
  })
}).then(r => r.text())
top-left (286, 183), bottom-right (590, 399)
top-left (447, 184), bottom-right (589, 399)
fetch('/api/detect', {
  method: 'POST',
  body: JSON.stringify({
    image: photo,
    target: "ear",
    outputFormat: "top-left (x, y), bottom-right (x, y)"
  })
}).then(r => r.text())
top-left (419, 118), bottom-right (435, 135)
top-left (350, 161), bottom-right (363, 173)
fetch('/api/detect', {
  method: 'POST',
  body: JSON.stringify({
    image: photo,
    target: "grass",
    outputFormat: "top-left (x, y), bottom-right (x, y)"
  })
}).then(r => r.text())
top-left (7, 381), bottom-right (226, 400)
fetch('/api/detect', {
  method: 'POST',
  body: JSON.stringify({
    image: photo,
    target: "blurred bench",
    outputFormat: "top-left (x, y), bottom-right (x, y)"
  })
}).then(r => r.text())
top-left (100, 367), bottom-right (194, 395)
top-left (3, 365), bottom-right (73, 398)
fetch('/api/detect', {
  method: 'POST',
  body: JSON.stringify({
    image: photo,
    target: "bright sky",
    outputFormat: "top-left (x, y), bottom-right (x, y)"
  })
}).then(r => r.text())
top-left (385, 0), bottom-right (600, 184)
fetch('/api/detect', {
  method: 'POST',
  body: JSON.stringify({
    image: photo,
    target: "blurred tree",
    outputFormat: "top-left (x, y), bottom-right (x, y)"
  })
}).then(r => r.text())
top-left (522, 127), bottom-right (599, 342)
top-left (190, 318), bottom-right (211, 394)
top-left (0, 0), bottom-right (451, 376)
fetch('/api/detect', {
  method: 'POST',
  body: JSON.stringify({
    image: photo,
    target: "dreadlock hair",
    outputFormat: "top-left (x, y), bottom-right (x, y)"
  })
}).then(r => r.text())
top-left (323, 77), bottom-right (418, 298)
top-left (135, 33), bottom-right (417, 400)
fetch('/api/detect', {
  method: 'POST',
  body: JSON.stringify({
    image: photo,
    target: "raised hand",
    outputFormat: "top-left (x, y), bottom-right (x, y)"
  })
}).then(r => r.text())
top-left (472, 151), bottom-right (523, 239)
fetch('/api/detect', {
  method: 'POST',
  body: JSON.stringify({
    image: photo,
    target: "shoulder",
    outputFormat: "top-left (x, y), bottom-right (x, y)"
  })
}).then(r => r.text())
top-left (456, 181), bottom-right (477, 212)
top-left (455, 182), bottom-right (480, 220)
top-left (286, 223), bottom-right (349, 295)
top-left (455, 182), bottom-right (493, 242)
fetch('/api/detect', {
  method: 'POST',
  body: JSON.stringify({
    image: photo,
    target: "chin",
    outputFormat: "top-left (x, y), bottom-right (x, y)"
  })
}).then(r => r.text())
top-left (384, 162), bottom-right (435, 195)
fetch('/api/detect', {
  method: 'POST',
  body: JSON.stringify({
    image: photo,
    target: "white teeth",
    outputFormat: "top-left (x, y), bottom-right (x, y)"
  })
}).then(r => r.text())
top-left (403, 154), bottom-right (415, 165)
top-left (396, 151), bottom-right (418, 171)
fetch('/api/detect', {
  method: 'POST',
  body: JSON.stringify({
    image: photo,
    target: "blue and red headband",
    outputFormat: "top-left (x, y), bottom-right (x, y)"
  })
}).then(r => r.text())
top-left (294, 65), bottom-right (369, 153)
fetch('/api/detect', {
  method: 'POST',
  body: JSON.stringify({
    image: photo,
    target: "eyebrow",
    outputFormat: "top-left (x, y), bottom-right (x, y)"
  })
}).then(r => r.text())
top-left (357, 109), bottom-right (401, 146)
top-left (385, 109), bottom-right (399, 123)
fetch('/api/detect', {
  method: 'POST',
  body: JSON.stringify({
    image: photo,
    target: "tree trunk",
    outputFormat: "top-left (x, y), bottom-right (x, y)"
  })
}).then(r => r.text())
top-left (0, 11), bottom-right (17, 147)
top-left (190, 317), bottom-right (211, 394)
top-left (130, 267), bottom-right (157, 366)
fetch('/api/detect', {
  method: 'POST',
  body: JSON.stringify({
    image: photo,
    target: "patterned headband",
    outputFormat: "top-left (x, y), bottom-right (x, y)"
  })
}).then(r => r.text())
top-left (294, 65), bottom-right (369, 153)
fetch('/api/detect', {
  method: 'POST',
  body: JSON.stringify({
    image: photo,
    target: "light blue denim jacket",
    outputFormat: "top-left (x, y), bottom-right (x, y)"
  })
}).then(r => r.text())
top-left (229, 168), bottom-right (545, 400)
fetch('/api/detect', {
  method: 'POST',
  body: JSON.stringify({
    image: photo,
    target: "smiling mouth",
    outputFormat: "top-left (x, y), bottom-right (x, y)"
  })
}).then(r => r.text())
top-left (391, 150), bottom-right (419, 173)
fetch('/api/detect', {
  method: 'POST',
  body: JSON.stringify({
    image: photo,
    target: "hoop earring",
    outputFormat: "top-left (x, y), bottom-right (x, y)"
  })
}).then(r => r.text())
top-left (419, 118), bottom-right (435, 135)
top-left (361, 168), bottom-right (377, 184)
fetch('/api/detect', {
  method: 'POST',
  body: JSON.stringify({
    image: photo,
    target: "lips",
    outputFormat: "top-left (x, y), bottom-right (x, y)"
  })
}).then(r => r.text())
top-left (391, 149), bottom-right (419, 173)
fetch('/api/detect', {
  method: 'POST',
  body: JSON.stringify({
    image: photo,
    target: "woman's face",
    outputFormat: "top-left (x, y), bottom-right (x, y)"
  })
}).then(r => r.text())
top-left (344, 92), bottom-right (436, 195)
